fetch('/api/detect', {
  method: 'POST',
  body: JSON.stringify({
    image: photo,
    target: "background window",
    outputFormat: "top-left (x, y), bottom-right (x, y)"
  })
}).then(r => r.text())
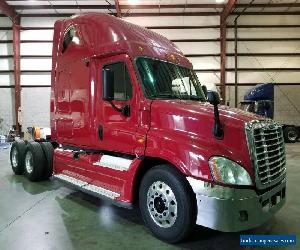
top-left (103, 62), bottom-right (133, 101)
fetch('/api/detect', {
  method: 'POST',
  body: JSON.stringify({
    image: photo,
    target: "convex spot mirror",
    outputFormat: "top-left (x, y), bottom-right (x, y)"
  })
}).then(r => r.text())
top-left (201, 85), bottom-right (208, 98)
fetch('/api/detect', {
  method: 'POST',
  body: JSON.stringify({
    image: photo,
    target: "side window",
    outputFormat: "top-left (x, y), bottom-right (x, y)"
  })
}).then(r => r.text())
top-left (62, 27), bottom-right (77, 53)
top-left (103, 62), bottom-right (133, 100)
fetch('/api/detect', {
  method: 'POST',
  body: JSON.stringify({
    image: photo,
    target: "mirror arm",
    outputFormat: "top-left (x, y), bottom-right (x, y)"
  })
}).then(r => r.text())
top-left (213, 104), bottom-right (224, 140)
top-left (109, 100), bottom-right (123, 112)
top-left (108, 101), bottom-right (130, 117)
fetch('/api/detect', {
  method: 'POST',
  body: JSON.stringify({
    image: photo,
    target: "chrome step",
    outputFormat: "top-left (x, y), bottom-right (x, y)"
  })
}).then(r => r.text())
top-left (53, 173), bottom-right (120, 199)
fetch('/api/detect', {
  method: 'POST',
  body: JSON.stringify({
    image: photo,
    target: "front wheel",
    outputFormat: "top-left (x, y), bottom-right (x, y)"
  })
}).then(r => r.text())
top-left (139, 165), bottom-right (196, 243)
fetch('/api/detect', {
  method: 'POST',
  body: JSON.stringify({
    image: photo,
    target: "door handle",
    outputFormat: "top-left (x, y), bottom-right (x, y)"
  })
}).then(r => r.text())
top-left (98, 125), bottom-right (104, 140)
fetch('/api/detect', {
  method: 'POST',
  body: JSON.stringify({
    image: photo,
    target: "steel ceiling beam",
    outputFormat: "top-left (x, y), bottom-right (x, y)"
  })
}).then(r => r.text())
top-left (1, 11), bottom-right (300, 17)
top-left (220, 0), bottom-right (237, 104)
top-left (0, 0), bottom-right (21, 134)
top-left (221, 0), bottom-right (237, 21)
top-left (11, 5), bottom-right (114, 9)
top-left (0, 0), bottom-right (19, 23)
top-left (114, 0), bottom-right (121, 18)
top-left (8, 3), bottom-right (300, 9)
top-left (13, 23), bottom-right (21, 134)
top-left (1, 24), bottom-right (299, 30)
top-left (122, 3), bottom-right (300, 8)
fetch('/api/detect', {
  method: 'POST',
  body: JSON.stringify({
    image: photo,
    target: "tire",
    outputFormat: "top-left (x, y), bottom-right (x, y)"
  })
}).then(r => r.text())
top-left (10, 140), bottom-right (26, 175)
top-left (40, 142), bottom-right (54, 179)
top-left (283, 126), bottom-right (299, 143)
top-left (139, 165), bottom-right (196, 243)
top-left (24, 141), bottom-right (46, 182)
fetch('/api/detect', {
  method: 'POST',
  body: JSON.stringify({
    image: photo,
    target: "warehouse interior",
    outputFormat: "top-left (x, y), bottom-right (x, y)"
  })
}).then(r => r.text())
top-left (0, 0), bottom-right (299, 249)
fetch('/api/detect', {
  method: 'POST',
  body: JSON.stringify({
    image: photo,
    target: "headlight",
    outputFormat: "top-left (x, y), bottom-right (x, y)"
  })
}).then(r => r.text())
top-left (208, 157), bottom-right (252, 186)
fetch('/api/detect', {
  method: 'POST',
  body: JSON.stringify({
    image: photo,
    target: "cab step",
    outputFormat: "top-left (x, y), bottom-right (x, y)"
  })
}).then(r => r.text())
top-left (53, 173), bottom-right (132, 208)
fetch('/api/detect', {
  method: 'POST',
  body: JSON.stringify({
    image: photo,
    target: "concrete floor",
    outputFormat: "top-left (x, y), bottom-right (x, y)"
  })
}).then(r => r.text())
top-left (0, 143), bottom-right (299, 250)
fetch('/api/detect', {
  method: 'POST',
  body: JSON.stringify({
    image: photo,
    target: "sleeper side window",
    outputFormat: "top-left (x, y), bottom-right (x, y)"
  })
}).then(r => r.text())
top-left (103, 62), bottom-right (133, 101)
top-left (62, 27), bottom-right (77, 53)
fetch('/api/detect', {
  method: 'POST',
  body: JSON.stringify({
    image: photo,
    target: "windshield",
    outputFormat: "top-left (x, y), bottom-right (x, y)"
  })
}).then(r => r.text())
top-left (136, 57), bottom-right (206, 101)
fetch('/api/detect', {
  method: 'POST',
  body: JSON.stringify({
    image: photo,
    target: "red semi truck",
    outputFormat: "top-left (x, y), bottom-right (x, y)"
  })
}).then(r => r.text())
top-left (10, 13), bottom-right (287, 242)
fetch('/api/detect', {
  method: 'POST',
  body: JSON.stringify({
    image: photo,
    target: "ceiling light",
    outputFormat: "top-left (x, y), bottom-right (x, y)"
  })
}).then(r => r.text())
top-left (129, 0), bottom-right (139, 5)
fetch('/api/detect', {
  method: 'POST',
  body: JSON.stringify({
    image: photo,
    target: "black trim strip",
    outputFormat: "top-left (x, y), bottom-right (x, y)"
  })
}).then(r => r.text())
top-left (60, 144), bottom-right (136, 160)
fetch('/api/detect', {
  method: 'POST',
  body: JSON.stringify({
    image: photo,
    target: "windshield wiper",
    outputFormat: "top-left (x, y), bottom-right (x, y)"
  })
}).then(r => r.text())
top-left (179, 95), bottom-right (204, 101)
top-left (154, 93), bottom-right (181, 99)
top-left (189, 95), bottom-right (205, 101)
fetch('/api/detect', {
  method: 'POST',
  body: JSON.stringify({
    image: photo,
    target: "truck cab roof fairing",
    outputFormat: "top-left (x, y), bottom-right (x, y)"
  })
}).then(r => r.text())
top-left (56, 13), bottom-right (191, 68)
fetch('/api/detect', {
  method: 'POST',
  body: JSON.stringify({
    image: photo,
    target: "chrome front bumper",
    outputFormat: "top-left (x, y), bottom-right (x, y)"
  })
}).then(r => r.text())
top-left (187, 177), bottom-right (286, 232)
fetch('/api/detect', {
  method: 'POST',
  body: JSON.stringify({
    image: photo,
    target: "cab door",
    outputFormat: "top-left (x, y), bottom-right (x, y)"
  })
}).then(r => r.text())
top-left (95, 54), bottom-right (142, 155)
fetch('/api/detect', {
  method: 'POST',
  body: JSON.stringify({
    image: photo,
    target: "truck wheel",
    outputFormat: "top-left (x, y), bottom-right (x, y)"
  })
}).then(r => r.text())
top-left (10, 140), bottom-right (26, 175)
top-left (40, 142), bottom-right (54, 178)
top-left (24, 141), bottom-right (46, 182)
top-left (139, 165), bottom-right (196, 243)
top-left (283, 126), bottom-right (299, 143)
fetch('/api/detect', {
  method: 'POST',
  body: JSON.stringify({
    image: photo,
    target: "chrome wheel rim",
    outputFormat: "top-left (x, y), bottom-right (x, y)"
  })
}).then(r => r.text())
top-left (147, 181), bottom-right (177, 228)
top-left (288, 131), bottom-right (297, 141)
top-left (12, 148), bottom-right (18, 168)
top-left (25, 151), bottom-right (33, 174)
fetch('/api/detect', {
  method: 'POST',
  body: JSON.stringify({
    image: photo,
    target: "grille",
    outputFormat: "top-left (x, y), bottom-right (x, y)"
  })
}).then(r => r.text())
top-left (245, 120), bottom-right (286, 189)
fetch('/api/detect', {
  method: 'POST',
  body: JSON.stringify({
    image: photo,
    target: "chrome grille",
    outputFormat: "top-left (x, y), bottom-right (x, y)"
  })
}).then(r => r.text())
top-left (245, 120), bottom-right (286, 189)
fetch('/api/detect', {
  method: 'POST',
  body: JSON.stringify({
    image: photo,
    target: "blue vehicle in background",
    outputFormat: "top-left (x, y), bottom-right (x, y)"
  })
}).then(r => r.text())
top-left (241, 83), bottom-right (300, 143)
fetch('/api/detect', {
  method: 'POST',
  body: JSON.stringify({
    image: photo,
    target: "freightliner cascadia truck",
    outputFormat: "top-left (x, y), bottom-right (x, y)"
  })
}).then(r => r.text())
top-left (241, 83), bottom-right (300, 143)
top-left (10, 13), bottom-right (287, 243)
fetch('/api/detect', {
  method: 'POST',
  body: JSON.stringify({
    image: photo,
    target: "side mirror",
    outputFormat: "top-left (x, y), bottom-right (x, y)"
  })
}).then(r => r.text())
top-left (207, 91), bottom-right (223, 139)
top-left (207, 91), bottom-right (220, 106)
top-left (103, 69), bottom-right (114, 101)
top-left (201, 85), bottom-right (208, 98)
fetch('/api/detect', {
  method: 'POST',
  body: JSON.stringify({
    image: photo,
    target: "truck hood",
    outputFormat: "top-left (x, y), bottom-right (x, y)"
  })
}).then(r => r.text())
top-left (149, 100), bottom-right (263, 180)
top-left (151, 99), bottom-right (262, 130)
